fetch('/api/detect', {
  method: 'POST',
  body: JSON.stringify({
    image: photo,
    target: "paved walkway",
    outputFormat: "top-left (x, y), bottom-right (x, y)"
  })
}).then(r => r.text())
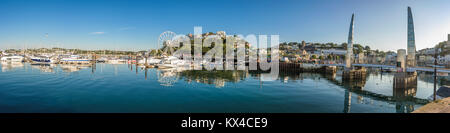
top-left (413, 97), bottom-right (450, 113)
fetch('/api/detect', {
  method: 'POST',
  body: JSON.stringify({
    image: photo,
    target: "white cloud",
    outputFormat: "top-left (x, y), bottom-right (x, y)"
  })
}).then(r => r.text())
top-left (90, 32), bottom-right (105, 35)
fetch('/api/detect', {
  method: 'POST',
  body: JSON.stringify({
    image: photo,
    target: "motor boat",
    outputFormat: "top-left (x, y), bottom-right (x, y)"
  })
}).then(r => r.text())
top-left (0, 55), bottom-right (24, 62)
top-left (30, 55), bottom-right (58, 64)
top-left (107, 58), bottom-right (127, 64)
top-left (138, 57), bottom-right (162, 65)
top-left (96, 57), bottom-right (108, 63)
top-left (60, 55), bottom-right (92, 64)
top-left (156, 56), bottom-right (187, 69)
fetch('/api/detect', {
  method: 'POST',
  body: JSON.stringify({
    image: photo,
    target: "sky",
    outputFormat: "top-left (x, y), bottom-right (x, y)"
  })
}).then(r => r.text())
top-left (0, 0), bottom-right (449, 51)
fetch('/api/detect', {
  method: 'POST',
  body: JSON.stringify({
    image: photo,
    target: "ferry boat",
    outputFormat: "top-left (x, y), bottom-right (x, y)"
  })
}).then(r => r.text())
top-left (0, 55), bottom-right (24, 62)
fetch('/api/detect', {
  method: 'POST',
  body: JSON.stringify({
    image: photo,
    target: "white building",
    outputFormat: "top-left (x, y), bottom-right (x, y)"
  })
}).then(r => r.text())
top-left (423, 48), bottom-right (437, 55)
top-left (385, 52), bottom-right (397, 64)
top-left (357, 53), bottom-right (365, 64)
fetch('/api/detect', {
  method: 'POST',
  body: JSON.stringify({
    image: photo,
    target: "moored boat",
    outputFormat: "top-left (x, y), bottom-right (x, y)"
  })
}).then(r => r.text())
top-left (59, 55), bottom-right (92, 64)
top-left (156, 56), bottom-right (187, 68)
top-left (138, 57), bottom-right (162, 65)
top-left (0, 55), bottom-right (24, 62)
top-left (30, 55), bottom-right (58, 64)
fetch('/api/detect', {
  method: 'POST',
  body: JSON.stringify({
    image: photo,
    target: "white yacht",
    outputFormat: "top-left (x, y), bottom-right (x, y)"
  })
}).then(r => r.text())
top-left (60, 55), bottom-right (92, 64)
top-left (30, 55), bottom-right (58, 64)
top-left (107, 58), bottom-right (127, 64)
top-left (138, 57), bottom-right (162, 65)
top-left (156, 56), bottom-right (187, 68)
top-left (1, 55), bottom-right (24, 62)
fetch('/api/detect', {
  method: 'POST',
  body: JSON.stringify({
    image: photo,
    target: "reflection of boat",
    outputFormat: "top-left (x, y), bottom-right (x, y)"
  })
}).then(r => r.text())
top-left (30, 64), bottom-right (56, 73)
top-left (1, 62), bottom-right (24, 72)
top-left (60, 64), bottom-right (91, 72)
top-left (1, 55), bottom-right (24, 62)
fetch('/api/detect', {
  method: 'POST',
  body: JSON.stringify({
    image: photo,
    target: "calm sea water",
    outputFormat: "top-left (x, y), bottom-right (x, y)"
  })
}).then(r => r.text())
top-left (0, 62), bottom-right (446, 113)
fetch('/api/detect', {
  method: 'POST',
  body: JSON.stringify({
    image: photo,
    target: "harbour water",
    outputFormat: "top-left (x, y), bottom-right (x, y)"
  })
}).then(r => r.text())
top-left (0, 62), bottom-right (446, 113)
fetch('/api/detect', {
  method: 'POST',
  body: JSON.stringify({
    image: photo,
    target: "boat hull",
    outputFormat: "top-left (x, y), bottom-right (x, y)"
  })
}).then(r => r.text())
top-left (1, 56), bottom-right (24, 62)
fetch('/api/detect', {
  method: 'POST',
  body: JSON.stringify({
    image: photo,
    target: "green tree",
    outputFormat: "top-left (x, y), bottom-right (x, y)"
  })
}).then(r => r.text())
top-left (353, 44), bottom-right (364, 54)
top-left (340, 43), bottom-right (348, 50)
top-left (364, 46), bottom-right (371, 51)
top-left (327, 54), bottom-right (333, 60)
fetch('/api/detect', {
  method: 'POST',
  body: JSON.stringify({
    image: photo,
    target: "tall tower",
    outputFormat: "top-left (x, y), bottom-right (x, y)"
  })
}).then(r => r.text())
top-left (301, 40), bottom-right (306, 49)
top-left (345, 14), bottom-right (355, 69)
top-left (407, 7), bottom-right (416, 67)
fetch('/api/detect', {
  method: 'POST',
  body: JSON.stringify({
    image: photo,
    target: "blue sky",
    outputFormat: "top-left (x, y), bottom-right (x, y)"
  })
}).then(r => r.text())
top-left (0, 0), bottom-right (449, 51)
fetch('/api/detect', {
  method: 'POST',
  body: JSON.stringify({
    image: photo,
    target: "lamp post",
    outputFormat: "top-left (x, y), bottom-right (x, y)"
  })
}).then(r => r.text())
top-left (433, 48), bottom-right (437, 101)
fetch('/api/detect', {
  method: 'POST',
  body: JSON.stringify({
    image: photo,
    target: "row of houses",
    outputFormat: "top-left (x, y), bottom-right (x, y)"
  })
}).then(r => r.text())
top-left (279, 41), bottom-right (348, 63)
top-left (280, 34), bottom-right (450, 68)
top-left (416, 34), bottom-right (450, 67)
top-left (279, 41), bottom-right (392, 64)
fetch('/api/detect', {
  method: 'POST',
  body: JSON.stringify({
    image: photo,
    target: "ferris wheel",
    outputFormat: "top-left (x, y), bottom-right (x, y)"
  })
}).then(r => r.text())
top-left (158, 31), bottom-right (177, 55)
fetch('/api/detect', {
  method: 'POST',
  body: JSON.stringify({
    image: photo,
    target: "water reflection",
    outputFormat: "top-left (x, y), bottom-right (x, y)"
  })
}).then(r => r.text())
top-left (179, 70), bottom-right (248, 88)
top-left (143, 67), bottom-right (434, 113)
top-left (342, 78), bottom-right (367, 113)
top-left (417, 72), bottom-right (449, 86)
top-left (393, 73), bottom-right (418, 113)
top-left (30, 64), bottom-right (57, 73)
top-left (0, 63), bottom-right (444, 113)
top-left (60, 64), bottom-right (92, 73)
top-left (155, 68), bottom-right (188, 86)
top-left (1, 62), bottom-right (24, 72)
